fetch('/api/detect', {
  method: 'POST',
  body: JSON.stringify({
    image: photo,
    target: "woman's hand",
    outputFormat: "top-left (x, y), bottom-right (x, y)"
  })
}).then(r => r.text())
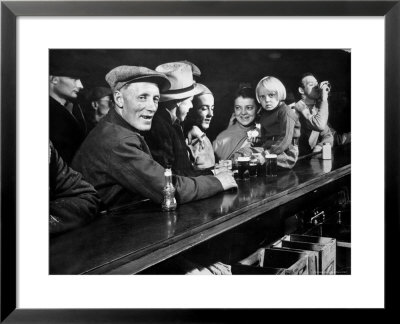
top-left (187, 125), bottom-right (205, 149)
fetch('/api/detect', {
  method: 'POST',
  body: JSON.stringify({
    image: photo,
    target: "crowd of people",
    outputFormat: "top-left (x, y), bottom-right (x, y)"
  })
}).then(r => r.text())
top-left (49, 58), bottom-right (348, 242)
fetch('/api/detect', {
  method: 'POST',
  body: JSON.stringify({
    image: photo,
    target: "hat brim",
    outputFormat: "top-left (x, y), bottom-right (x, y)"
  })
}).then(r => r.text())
top-left (50, 70), bottom-right (90, 79)
top-left (159, 83), bottom-right (203, 102)
top-left (120, 74), bottom-right (171, 93)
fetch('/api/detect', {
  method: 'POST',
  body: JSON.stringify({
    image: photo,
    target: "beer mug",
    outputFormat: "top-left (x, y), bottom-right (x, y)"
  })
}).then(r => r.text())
top-left (237, 157), bottom-right (250, 180)
top-left (265, 153), bottom-right (277, 177)
top-left (249, 156), bottom-right (258, 177)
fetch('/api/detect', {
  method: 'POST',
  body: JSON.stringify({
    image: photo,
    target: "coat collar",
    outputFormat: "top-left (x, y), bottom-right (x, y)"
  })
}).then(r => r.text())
top-left (106, 107), bottom-right (142, 135)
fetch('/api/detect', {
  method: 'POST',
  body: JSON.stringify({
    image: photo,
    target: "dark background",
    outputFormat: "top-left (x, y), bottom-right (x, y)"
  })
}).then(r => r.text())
top-left (50, 49), bottom-right (351, 141)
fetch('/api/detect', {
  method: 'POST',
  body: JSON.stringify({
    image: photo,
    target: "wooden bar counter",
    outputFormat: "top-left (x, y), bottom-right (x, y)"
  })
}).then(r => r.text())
top-left (50, 144), bottom-right (351, 275)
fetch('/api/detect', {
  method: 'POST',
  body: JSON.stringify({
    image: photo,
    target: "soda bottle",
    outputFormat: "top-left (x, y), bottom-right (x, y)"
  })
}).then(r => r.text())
top-left (161, 166), bottom-right (177, 212)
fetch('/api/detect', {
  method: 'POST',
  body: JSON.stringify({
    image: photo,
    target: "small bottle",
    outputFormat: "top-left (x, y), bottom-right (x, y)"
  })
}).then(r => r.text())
top-left (161, 166), bottom-right (177, 212)
top-left (322, 143), bottom-right (332, 160)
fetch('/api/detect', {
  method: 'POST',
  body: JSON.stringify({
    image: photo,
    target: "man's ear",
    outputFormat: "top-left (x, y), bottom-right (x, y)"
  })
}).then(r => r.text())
top-left (298, 87), bottom-right (305, 95)
top-left (49, 76), bottom-right (58, 84)
top-left (114, 91), bottom-right (124, 108)
top-left (91, 101), bottom-right (98, 110)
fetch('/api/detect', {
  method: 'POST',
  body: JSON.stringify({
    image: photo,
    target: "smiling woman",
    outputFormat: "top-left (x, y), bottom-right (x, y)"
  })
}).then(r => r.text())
top-left (213, 83), bottom-right (259, 161)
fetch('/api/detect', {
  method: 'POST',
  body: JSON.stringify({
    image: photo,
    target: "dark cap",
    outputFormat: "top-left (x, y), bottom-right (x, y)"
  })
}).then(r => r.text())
top-left (50, 59), bottom-right (89, 79)
top-left (87, 86), bottom-right (112, 101)
top-left (105, 65), bottom-right (171, 92)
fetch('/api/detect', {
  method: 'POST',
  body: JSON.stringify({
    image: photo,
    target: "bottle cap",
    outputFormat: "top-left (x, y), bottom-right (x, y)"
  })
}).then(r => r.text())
top-left (265, 154), bottom-right (277, 158)
top-left (164, 168), bottom-right (172, 176)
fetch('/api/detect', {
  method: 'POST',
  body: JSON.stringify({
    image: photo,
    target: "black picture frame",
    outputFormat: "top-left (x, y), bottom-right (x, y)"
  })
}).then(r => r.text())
top-left (1, 0), bottom-right (398, 322)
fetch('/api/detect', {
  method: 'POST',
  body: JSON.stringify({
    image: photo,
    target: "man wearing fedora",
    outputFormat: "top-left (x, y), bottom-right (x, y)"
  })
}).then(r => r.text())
top-left (144, 62), bottom-right (215, 176)
top-left (71, 65), bottom-right (237, 208)
top-left (49, 59), bottom-right (88, 164)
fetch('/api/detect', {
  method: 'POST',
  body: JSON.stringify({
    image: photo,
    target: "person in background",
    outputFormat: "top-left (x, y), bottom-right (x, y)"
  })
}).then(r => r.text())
top-left (145, 62), bottom-right (217, 176)
top-left (183, 83), bottom-right (216, 170)
top-left (49, 141), bottom-right (100, 235)
top-left (256, 76), bottom-right (300, 169)
top-left (213, 83), bottom-right (261, 161)
top-left (82, 86), bottom-right (114, 132)
top-left (49, 59), bottom-right (87, 165)
top-left (72, 65), bottom-right (237, 209)
top-left (293, 73), bottom-right (334, 155)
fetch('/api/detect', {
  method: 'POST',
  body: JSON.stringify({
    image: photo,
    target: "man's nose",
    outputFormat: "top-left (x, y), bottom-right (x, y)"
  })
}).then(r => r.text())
top-left (147, 100), bottom-right (158, 111)
top-left (76, 79), bottom-right (83, 89)
top-left (208, 109), bottom-right (214, 117)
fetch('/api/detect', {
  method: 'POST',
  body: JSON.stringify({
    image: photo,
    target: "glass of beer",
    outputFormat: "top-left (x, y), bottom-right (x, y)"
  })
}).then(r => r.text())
top-left (222, 160), bottom-right (232, 170)
top-left (237, 157), bottom-right (250, 180)
top-left (265, 153), bottom-right (277, 177)
top-left (249, 156), bottom-right (258, 177)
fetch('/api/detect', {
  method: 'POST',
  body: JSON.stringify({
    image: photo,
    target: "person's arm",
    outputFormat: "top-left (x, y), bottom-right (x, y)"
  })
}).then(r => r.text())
top-left (268, 107), bottom-right (296, 155)
top-left (49, 143), bottom-right (100, 235)
top-left (314, 125), bottom-right (334, 151)
top-left (109, 136), bottom-right (227, 204)
top-left (295, 99), bottom-right (329, 132)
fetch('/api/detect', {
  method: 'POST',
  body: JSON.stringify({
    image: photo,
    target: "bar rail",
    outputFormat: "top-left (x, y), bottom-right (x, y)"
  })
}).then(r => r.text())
top-left (50, 144), bottom-right (350, 275)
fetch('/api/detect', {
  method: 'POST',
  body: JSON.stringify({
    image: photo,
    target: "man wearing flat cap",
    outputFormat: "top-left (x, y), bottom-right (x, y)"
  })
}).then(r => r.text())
top-left (72, 65), bottom-right (237, 208)
top-left (82, 86), bottom-right (114, 132)
top-left (49, 58), bottom-right (88, 164)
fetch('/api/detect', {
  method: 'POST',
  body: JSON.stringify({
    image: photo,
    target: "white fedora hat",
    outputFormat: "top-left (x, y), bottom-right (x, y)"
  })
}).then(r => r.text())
top-left (155, 62), bottom-right (202, 102)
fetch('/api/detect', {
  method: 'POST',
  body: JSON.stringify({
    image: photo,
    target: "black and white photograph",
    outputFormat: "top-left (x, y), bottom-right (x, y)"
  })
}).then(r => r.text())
top-left (49, 49), bottom-right (351, 275)
top-left (2, 1), bottom-right (396, 319)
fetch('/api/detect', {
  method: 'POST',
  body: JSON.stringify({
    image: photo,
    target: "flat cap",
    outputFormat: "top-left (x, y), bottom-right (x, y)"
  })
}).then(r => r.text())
top-left (105, 65), bottom-right (171, 92)
top-left (87, 86), bottom-right (112, 101)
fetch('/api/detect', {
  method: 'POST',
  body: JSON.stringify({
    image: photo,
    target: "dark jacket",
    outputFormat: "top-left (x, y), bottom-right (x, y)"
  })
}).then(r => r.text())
top-left (144, 107), bottom-right (212, 177)
top-left (49, 141), bottom-right (100, 235)
top-left (50, 96), bottom-right (87, 165)
top-left (71, 108), bottom-right (223, 209)
top-left (259, 102), bottom-right (300, 155)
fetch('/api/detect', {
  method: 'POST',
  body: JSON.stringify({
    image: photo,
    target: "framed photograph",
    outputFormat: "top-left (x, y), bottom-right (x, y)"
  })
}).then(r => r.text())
top-left (1, 0), bottom-right (398, 322)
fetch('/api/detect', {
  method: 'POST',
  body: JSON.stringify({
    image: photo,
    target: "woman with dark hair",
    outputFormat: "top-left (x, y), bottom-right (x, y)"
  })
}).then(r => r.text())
top-left (213, 83), bottom-right (261, 161)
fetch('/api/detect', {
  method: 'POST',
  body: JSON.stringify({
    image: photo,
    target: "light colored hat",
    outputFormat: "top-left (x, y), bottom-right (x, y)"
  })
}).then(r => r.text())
top-left (155, 62), bottom-right (203, 102)
top-left (179, 60), bottom-right (201, 77)
top-left (105, 65), bottom-right (171, 92)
